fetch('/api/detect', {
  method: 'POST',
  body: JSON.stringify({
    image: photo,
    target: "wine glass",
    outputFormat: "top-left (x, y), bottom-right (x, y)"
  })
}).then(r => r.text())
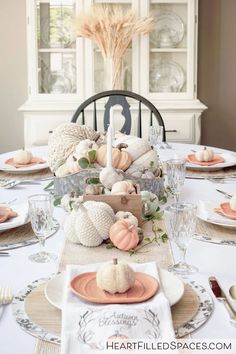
top-left (148, 126), bottom-right (164, 149)
top-left (164, 203), bottom-right (198, 275)
top-left (166, 158), bottom-right (186, 202)
top-left (28, 194), bottom-right (57, 263)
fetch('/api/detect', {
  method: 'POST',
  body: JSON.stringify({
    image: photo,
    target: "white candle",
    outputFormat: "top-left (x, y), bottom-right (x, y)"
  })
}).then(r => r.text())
top-left (106, 125), bottom-right (112, 168)
top-left (110, 107), bottom-right (114, 138)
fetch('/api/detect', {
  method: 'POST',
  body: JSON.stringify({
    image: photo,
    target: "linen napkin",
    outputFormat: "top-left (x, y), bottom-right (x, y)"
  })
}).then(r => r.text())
top-left (198, 200), bottom-right (236, 226)
top-left (61, 262), bottom-right (175, 354)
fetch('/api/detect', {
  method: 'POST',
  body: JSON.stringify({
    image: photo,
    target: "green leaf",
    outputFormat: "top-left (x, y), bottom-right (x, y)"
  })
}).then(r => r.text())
top-left (86, 177), bottom-right (101, 185)
top-left (78, 157), bottom-right (89, 169)
top-left (161, 233), bottom-right (168, 243)
top-left (106, 243), bottom-right (114, 249)
top-left (53, 196), bottom-right (62, 207)
top-left (143, 237), bottom-right (151, 242)
top-left (44, 180), bottom-right (54, 191)
top-left (87, 149), bottom-right (96, 164)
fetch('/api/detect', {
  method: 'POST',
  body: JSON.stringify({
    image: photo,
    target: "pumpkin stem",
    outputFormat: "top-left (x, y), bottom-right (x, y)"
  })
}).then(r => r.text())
top-left (113, 258), bottom-right (118, 265)
top-left (116, 143), bottom-right (128, 151)
top-left (128, 224), bottom-right (135, 231)
top-left (72, 156), bottom-right (77, 162)
top-left (204, 146), bottom-right (207, 150)
top-left (94, 133), bottom-right (101, 142)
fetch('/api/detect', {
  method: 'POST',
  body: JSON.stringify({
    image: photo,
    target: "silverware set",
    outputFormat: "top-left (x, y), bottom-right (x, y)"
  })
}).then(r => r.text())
top-left (0, 176), bottom-right (53, 189)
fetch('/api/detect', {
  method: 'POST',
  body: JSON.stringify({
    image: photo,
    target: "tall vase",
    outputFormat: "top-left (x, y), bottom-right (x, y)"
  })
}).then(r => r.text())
top-left (103, 56), bottom-right (124, 90)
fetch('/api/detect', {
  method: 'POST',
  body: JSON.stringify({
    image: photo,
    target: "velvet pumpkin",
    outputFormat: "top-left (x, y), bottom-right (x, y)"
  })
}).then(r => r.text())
top-left (109, 219), bottom-right (139, 251)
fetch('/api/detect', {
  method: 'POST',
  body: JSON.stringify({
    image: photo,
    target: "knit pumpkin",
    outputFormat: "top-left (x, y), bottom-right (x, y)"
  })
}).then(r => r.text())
top-left (96, 258), bottom-right (135, 294)
top-left (109, 219), bottom-right (139, 251)
top-left (96, 144), bottom-right (132, 171)
top-left (64, 201), bottom-right (115, 247)
top-left (48, 123), bottom-right (104, 172)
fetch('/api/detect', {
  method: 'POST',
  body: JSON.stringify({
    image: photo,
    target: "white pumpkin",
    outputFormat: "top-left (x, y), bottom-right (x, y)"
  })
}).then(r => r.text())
top-left (96, 258), bottom-right (135, 294)
top-left (75, 139), bottom-right (98, 157)
top-left (55, 163), bottom-right (70, 177)
top-left (230, 195), bottom-right (236, 212)
top-left (13, 149), bottom-right (33, 164)
top-left (99, 167), bottom-right (124, 189)
top-left (48, 123), bottom-right (104, 172)
top-left (126, 149), bottom-right (159, 175)
top-left (61, 193), bottom-right (81, 212)
top-left (64, 201), bottom-right (115, 247)
top-left (64, 209), bottom-right (80, 243)
top-left (114, 133), bottom-right (151, 160)
top-left (195, 147), bottom-right (214, 162)
top-left (66, 155), bottom-right (80, 174)
top-left (115, 211), bottom-right (138, 228)
top-left (111, 180), bottom-right (136, 195)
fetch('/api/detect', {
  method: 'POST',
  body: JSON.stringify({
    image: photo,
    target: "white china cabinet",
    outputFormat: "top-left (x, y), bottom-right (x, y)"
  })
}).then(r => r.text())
top-left (20, 0), bottom-right (206, 147)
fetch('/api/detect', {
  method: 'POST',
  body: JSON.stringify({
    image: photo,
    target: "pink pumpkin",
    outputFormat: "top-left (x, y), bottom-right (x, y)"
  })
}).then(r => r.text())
top-left (109, 219), bottom-right (139, 251)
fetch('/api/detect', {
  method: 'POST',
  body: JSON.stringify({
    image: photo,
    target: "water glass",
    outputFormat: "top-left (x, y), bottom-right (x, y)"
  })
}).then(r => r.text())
top-left (164, 203), bottom-right (198, 275)
top-left (166, 158), bottom-right (186, 202)
top-left (148, 126), bottom-right (164, 149)
top-left (28, 194), bottom-right (57, 263)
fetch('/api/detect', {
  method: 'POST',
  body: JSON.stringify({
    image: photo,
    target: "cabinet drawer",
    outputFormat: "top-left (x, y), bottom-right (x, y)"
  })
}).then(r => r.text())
top-left (163, 114), bottom-right (195, 143)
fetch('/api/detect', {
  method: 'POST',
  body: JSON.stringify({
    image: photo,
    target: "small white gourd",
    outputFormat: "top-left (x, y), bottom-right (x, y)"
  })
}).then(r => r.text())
top-left (55, 163), bottom-right (70, 177)
top-left (99, 167), bottom-right (124, 189)
top-left (111, 180), bottom-right (136, 195)
top-left (96, 258), bottom-right (135, 294)
top-left (64, 201), bottom-right (115, 247)
top-left (75, 139), bottom-right (98, 157)
top-left (115, 211), bottom-right (138, 228)
top-left (195, 147), bottom-right (214, 162)
top-left (13, 149), bottom-right (33, 164)
top-left (66, 155), bottom-right (80, 174)
top-left (230, 195), bottom-right (236, 212)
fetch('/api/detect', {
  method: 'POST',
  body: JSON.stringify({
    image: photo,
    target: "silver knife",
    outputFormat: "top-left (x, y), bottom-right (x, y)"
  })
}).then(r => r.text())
top-left (209, 276), bottom-right (236, 323)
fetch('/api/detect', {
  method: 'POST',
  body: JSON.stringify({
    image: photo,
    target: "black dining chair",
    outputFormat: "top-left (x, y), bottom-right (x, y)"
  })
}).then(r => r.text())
top-left (71, 90), bottom-right (166, 141)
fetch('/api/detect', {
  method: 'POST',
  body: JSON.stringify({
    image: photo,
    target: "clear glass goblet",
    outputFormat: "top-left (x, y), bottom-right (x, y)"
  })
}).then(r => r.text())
top-left (148, 126), bottom-right (164, 149)
top-left (166, 158), bottom-right (186, 202)
top-left (164, 203), bottom-right (198, 275)
top-left (28, 194), bottom-right (57, 263)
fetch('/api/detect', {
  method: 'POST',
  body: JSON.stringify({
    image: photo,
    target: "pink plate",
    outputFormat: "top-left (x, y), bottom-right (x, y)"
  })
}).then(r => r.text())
top-left (70, 272), bottom-right (159, 304)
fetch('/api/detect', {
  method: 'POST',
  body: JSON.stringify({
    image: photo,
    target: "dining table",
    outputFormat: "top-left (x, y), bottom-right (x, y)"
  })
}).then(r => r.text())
top-left (0, 143), bottom-right (236, 354)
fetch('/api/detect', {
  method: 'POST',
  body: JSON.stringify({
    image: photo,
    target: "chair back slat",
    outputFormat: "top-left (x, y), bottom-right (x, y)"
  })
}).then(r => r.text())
top-left (82, 110), bottom-right (85, 125)
top-left (150, 111), bottom-right (153, 127)
top-left (93, 101), bottom-right (97, 131)
top-left (137, 101), bottom-right (142, 138)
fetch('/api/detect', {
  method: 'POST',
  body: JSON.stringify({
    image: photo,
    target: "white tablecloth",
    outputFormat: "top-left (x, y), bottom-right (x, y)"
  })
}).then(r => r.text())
top-left (0, 144), bottom-right (236, 354)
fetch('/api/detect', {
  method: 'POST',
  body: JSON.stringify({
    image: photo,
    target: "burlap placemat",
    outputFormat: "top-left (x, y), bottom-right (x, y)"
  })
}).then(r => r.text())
top-left (186, 165), bottom-right (236, 178)
top-left (196, 219), bottom-right (236, 245)
top-left (0, 168), bottom-right (52, 181)
top-left (0, 220), bottom-right (59, 251)
top-left (25, 282), bottom-right (199, 339)
top-left (0, 223), bottom-right (34, 251)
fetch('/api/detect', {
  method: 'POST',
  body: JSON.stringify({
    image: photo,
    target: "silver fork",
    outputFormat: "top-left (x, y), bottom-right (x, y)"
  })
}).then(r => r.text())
top-left (0, 287), bottom-right (13, 319)
top-left (0, 176), bottom-right (53, 189)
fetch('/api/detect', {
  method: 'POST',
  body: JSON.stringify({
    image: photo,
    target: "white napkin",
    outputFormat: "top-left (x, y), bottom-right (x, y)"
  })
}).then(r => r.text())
top-left (61, 262), bottom-right (175, 354)
top-left (198, 200), bottom-right (236, 226)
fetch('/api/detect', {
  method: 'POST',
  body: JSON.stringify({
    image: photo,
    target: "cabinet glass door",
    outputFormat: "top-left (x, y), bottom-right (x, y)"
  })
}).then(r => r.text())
top-left (148, 0), bottom-right (190, 97)
top-left (37, 0), bottom-right (77, 94)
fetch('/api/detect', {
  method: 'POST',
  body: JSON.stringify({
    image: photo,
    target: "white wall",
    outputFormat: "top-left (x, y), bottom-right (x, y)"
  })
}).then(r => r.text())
top-left (0, 0), bottom-right (27, 153)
